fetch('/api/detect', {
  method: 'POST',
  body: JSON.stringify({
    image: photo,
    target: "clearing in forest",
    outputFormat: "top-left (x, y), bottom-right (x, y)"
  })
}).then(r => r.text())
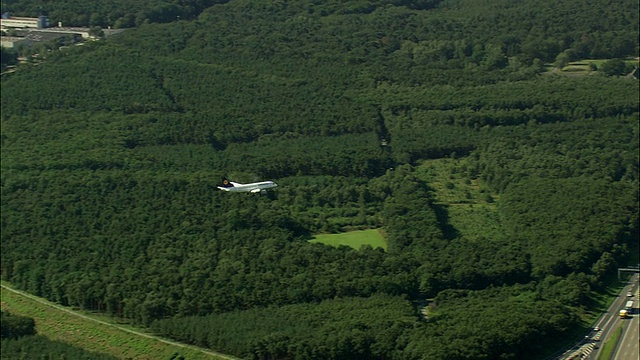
top-left (546, 58), bottom-right (639, 76)
top-left (416, 157), bottom-right (505, 242)
top-left (309, 229), bottom-right (387, 251)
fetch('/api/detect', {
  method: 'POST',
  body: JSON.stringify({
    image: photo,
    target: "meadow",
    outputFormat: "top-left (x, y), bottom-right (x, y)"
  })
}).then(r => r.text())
top-left (309, 229), bottom-right (387, 251)
top-left (549, 58), bottom-right (639, 76)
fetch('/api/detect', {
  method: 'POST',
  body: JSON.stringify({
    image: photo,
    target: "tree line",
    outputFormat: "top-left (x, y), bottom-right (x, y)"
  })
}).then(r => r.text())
top-left (1, 0), bottom-right (638, 358)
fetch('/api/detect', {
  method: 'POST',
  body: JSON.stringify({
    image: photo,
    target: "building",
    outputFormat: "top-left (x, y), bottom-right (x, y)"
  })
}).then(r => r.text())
top-left (1, 14), bottom-right (50, 29)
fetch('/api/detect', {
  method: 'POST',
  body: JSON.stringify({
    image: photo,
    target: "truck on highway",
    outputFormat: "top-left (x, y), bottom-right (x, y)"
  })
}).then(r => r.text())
top-left (620, 309), bottom-right (628, 318)
top-left (620, 300), bottom-right (633, 318)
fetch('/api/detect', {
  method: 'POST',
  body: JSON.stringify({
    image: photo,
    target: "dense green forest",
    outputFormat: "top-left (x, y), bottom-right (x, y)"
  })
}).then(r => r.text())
top-left (1, 0), bottom-right (638, 359)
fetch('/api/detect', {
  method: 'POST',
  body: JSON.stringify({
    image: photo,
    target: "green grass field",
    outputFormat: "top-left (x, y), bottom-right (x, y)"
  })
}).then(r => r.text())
top-left (309, 229), bottom-right (387, 251)
top-left (0, 283), bottom-right (233, 360)
top-left (546, 58), bottom-right (638, 76)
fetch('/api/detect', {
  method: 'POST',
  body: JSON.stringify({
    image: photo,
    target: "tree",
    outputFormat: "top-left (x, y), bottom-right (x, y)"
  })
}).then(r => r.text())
top-left (0, 47), bottom-right (19, 71)
top-left (1, 312), bottom-right (36, 339)
top-left (89, 26), bottom-right (105, 38)
top-left (554, 51), bottom-right (570, 69)
top-left (599, 58), bottom-right (627, 76)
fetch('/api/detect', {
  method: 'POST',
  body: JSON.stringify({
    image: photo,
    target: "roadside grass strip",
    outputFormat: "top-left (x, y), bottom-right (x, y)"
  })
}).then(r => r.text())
top-left (309, 228), bottom-right (387, 251)
top-left (597, 325), bottom-right (623, 360)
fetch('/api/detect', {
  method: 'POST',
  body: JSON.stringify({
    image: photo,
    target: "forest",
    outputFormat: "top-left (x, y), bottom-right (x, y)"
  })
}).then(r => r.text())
top-left (1, 0), bottom-right (638, 359)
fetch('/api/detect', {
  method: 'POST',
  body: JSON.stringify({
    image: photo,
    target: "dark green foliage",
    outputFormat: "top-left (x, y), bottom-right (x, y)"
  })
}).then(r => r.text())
top-left (412, 286), bottom-right (578, 360)
top-left (1, 0), bottom-right (638, 359)
top-left (222, 133), bottom-right (392, 178)
top-left (500, 177), bottom-right (637, 279)
top-left (475, 115), bottom-right (639, 192)
top-left (599, 59), bottom-right (634, 77)
top-left (381, 165), bottom-right (445, 254)
top-left (1, 0), bottom-right (230, 27)
top-left (1, 312), bottom-right (36, 339)
top-left (1, 334), bottom-right (118, 359)
top-left (152, 294), bottom-right (418, 360)
top-left (0, 47), bottom-right (19, 71)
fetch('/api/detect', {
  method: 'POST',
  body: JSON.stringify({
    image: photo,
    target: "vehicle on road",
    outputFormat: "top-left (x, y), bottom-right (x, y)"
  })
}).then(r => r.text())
top-left (620, 309), bottom-right (628, 318)
top-left (620, 300), bottom-right (634, 318)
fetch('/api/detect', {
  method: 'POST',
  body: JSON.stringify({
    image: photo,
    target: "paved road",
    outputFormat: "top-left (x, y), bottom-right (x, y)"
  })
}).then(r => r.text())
top-left (588, 273), bottom-right (639, 360)
top-left (558, 274), bottom-right (639, 360)
top-left (613, 310), bottom-right (639, 360)
top-left (1, 283), bottom-right (239, 360)
top-left (609, 274), bottom-right (639, 360)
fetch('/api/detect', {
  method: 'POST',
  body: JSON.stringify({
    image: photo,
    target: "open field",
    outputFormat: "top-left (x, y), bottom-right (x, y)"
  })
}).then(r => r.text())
top-left (546, 58), bottom-right (639, 76)
top-left (309, 229), bottom-right (387, 250)
top-left (0, 282), bottom-right (235, 360)
top-left (416, 158), bottom-right (504, 242)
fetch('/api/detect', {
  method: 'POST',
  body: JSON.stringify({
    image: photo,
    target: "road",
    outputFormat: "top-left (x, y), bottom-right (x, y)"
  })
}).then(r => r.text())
top-left (613, 310), bottom-right (639, 360)
top-left (588, 273), bottom-right (639, 360)
top-left (558, 273), bottom-right (639, 360)
top-left (1, 283), bottom-right (239, 360)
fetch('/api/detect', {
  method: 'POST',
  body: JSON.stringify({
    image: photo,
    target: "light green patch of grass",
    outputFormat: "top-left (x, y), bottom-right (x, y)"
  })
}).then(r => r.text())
top-left (309, 229), bottom-right (387, 251)
top-left (598, 324), bottom-right (623, 360)
top-left (546, 58), bottom-right (638, 76)
top-left (588, 58), bottom-right (638, 68)
top-left (561, 60), bottom-right (599, 74)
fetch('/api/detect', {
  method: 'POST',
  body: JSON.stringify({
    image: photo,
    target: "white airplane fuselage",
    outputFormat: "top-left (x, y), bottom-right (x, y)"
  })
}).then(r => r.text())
top-left (217, 180), bottom-right (277, 193)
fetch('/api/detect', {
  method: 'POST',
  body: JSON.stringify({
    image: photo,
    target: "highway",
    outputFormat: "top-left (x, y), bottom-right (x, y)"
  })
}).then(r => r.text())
top-left (558, 273), bottom-right (639, 360)
top-left (613, 310), bottom-right (639, 360)
top-left (588, 273), bottom-right (639, 360)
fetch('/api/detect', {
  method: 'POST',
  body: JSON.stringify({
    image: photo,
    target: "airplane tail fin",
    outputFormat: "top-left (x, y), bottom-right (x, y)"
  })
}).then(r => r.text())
top-left (219, 177), bottom-right (235, 188)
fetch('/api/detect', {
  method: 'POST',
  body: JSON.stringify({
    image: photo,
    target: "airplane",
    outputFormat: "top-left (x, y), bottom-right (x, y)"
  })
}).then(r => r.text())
top-left (217, 177), bottom-right (277, 194)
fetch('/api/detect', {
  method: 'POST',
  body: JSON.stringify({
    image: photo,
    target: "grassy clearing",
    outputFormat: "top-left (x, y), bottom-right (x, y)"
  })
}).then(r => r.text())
top-left (598, 324), bottom-right (623, 360)
top-left (415, 158), bottom-right (499, 205)
top-left (309, 228), bottom-right (387, 251)
top-left (561, 61), bottom-right (597, 74)
top-left (545, 58), bottom-right (639, 76)
top-left (416, 158), bottom-right (504, 242)
top-left (0, 283), bottom-right (232, 360)
top-left (445, 204), bottom-right (507, 242)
